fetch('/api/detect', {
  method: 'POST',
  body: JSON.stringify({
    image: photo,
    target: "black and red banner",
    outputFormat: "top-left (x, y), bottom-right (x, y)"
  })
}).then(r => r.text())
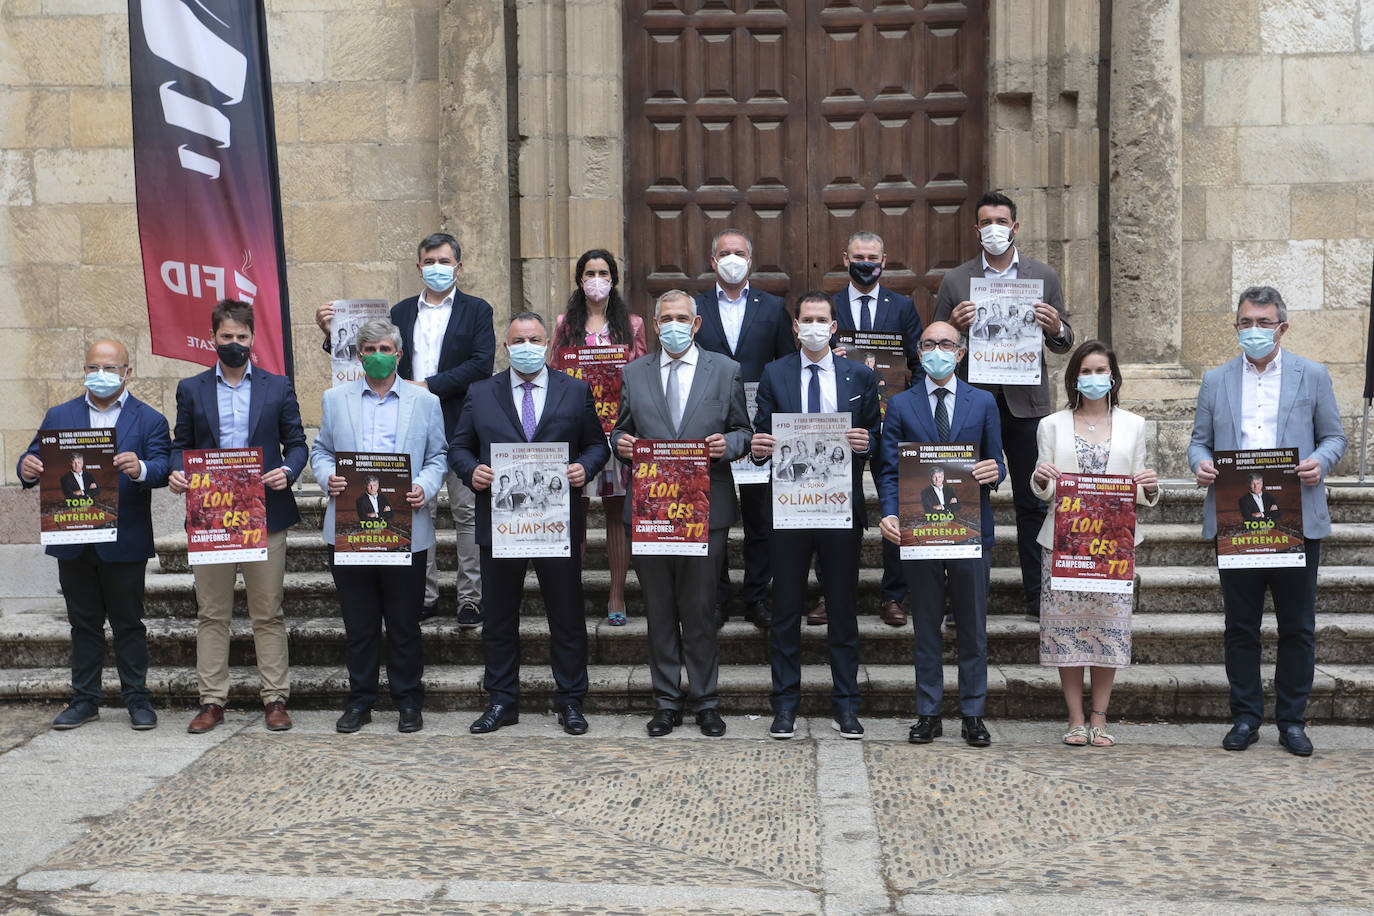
top-left (128, 0), bottom-right (292, 376)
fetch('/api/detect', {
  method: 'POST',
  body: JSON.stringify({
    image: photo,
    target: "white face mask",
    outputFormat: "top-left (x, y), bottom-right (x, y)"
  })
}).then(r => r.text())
top-left (716, 253), bottom-right (750, 286)
top-left (979, 224), bottom-right (1013, 256)
top-left (797, 321), bottom-right (833, 352)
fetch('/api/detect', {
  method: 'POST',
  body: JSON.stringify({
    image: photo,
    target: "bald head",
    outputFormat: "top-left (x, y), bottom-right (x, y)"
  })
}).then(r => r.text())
top-left (83, 339), bottom-right (130, 402)
top-left (921, 321), bottom-right (964, 348)
top-left (86, 339), bottom-right (128, 367)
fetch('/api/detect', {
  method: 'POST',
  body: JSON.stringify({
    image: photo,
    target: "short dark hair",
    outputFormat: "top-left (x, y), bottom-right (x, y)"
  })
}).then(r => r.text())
top-left (792, 290), bottom-right (835, 320)
top-left (976, 190), bottom-right (1017, 222)
top-left (1064, 339), bottom-right (1122, 407)
top-left (507, 311), bottom-right (546, 330)
top-left (1237, 285), bottom-right (1288, 323)
top-left (417, 232), bottom-right (460, 263)
top-left (211, 300), bottom-right (254, 333)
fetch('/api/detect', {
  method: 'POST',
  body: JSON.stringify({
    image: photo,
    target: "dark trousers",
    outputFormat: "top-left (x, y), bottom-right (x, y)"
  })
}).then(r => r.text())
top-left (1219, 540), bottom-right (1321, 728)
top-left (328, 548), bottom-right (427, 711)
top-left (716, 482), bottom-right (771, 608)
top-left (56, 546), bottom-right (149, 707)
top-left (815, 464), bottom-right (907, 604)
top-left (904, 555), bottom-right (989, 716)
top-left (770, 528), bottom-right (861, 715)
top-left (996, 390), bottom-right (1048, 614)
top-left (634, 526), bottom-right (727, 712)
top-left (478, 547), bottom-right (588, 706)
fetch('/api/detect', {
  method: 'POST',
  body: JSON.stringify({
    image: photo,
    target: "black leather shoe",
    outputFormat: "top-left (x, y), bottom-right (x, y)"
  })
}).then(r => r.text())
top-left (769, 708), bottom-right (796, 739)
top-left (745, 601), bottom-right (772, 629)
top-left (908, 715), bottom-right (942, 744)
top-left (470, 702), bottom-right (518, 734)
top-left (52, 701), bottom-right (99, 730)
top-left (696, 708), bottom-right (727, 737)
top-left (1278, 724), bottom-right (1313, 757)
top-left (398, 708), bottom-right (424, 733)
top-left (457, 603), bottom-right (483, 628)
top-left (128, 704), bottom-right (157, 730)
top-left (336, 707), bottom-right (371, 734)
top-left (557, 703), bottom-right (589, 735)
top-left (832, 712), bottom-right (864, 739)
top-left (1222, 721), bottom-right (1260, 751)
top-left (646, 708), bottom-right (682, 737)
top-left (961, 716), bottom-right (992, 747)
top-left (714, 603), bottom-right (727, 629)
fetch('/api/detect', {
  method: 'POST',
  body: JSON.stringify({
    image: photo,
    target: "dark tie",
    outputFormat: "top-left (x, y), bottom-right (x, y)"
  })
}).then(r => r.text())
top-left (807, 364), bottom-right (821, 413)
top-left (859, 295), bottom-right (873, 331)
top-left (520, 380), bottom-right (537, 440)
top-left (934, 387), bottom-right (950, 442)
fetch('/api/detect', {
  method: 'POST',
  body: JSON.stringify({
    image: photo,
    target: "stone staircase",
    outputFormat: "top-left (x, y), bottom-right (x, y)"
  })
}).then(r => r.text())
top-left (3, 482), bottom-right (1373, 722)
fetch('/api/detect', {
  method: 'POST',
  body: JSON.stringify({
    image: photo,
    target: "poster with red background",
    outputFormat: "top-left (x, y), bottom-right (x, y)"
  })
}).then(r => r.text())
top-left (1050, 473), bottom-right (1137, 594)
top-left (183, 447), bottom-right (268, 565)
top-left (631, 440), bottom-right (710, 556)
top-left (553, 345), bottom-right (628, 436)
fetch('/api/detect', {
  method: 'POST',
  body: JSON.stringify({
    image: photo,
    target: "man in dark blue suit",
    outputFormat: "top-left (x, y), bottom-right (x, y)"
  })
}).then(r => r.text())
top-left (692, 228), bottom-right (796, 629)
top-left (449, 312), bottom-right (610, 736)
top-left (317, 232), bottom-right (495, 624)
top-left (169, 300), bottom-right (308, 734)
top-left (749, 292), bottom-right (882, 740)
top-left (878, 321), bottom-right (1005, 748)
top-left (20, 339), bottom-right (170, 731)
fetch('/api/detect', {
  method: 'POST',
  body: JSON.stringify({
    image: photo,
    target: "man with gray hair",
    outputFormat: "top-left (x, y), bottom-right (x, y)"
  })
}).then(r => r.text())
top-left (1189, 285), bottom-right (1345, 757)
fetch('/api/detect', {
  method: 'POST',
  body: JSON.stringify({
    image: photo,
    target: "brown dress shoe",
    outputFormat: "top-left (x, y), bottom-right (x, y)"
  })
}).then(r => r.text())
top-left (807, 598), bottom-right (828, 626)
top-left (880, 599), bottom-right (907, 627)
top-left (187, 703), bottom-right (224, 734)
top-left (264, 700), bottom-right (292, 732)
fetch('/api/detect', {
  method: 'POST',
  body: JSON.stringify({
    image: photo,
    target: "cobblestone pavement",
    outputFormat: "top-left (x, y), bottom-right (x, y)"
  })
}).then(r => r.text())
top-left (1, 705), bottom-right (1372, 915)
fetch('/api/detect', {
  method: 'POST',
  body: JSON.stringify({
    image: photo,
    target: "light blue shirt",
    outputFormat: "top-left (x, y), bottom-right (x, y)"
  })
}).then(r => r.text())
top-left (215, 363), bottom-right (252, 449)
top-left (360, 380), bottom-right (402, 452)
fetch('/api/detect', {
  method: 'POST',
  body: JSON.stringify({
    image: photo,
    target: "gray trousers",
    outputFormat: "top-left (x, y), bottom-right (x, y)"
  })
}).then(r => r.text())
top-left (424, 469), bottom-right (481, 607)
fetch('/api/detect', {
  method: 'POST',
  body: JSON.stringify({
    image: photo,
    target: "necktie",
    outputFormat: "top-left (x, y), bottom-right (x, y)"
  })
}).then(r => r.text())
top-left (666, 359), bottom-right (682, 433)
top-left (520, 380), bottom-right (537, 440)
top-left (807, 364), bottom-right (821, 414)
top-left (859, 295), bottom-right (873, 331)
top-left (934, 387), bottom-right (950, 442)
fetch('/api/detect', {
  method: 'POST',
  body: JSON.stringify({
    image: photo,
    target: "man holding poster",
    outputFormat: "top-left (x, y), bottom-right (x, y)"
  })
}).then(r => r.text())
top-left (1189, 286), bottom-right (1346, 757)
top-left (750, 291), bottom-right (881, 740)
top-left (170, 301), bottom-right (308, 734)
top-left (19, 339), bottom-right (170, 731)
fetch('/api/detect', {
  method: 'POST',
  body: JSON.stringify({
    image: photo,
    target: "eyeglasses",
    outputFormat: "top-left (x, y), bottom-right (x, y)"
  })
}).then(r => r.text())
top-left (917, 340), bottom-right (960, 353)
top-left (1235, 319), bottom-right (1281, 330)
top-left (83, 364), bottom-right (128, 373)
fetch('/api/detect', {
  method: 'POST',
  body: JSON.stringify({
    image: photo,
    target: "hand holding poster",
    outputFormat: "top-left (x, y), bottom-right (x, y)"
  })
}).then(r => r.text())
top-left (183, 448), bottom-right (267, 565)
top-left (731, 382), bottom-right (769, 485)
top-left (967, 277), bottom-right (1045, 385)
top-left (836, 331), bottom-right (909, 417)
top-left (39, 429), bottom-right (119, 545)
top-left (490, 442), bottom-right (572, 558)
top-left (632, 440), bottom-right (710, 555)
top-left (1050, 473), bottom-right (1137, 593)
top-left (898, 442), bottom-right (981, 558)
top-left (771, 413), bottom-right (853, 529)
top-left (334, 451), bottom-right (412, 566)
top-left (330, 300), bottom-right (390, 387)
top-left (554, 345), bottom-right (628, 436)
top-left (1214, 448), bottom-right (1305, 568)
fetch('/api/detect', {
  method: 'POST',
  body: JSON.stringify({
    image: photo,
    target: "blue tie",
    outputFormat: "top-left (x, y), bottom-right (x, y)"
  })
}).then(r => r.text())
top-left (859, 295), bottom-right (873, 331)
top-left (807, 364), bottom-right (821, 413)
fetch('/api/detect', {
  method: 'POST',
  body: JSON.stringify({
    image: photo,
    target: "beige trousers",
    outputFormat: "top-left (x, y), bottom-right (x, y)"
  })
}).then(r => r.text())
top-left (193, 528), bottom-right (290, 706)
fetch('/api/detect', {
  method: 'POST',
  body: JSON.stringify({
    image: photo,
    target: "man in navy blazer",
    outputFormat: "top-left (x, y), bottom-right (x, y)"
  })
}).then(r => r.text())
top-left (316, 232), bottom-right (495, 624)
top-left (449, 312), bottom-right (610, 736)
top-left (692, 228), bottom-right (797, 628)
top-left (20, 339), bottom-right (170, 731)
top-left (169, 300), bottom-right (308, 734)
top-left (878, 321), bottom-right (1005, 748)
top-left (750, 292), bottom-right (882, 740)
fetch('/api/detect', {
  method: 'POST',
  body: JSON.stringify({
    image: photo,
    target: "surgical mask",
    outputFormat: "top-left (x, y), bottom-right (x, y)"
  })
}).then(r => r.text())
top-left (360, 351), bottom-right (398, 380)
top-left (797, 321), bottom-right (833, 352)
top-left (979, 224), bottom-right (1013, 256)
top-left (421, 263), bottom-right (455, 292)
top-left (1238, 327), bottom-right (1277, 360)
top-left (658, 320), bottom-right (694, 354)
top-left (847, 260), bottom-right (881, 287)
top-left (84, 370), bottom-right (124, 399)
top-left (920, 348), bottom-right (957, 380)
top-left (582, 276), bottom-right (611, 302)
top-left (507, 342), bottom-right (547, 375)
top-left (216, 341), bottom-right (251, 369)
top-left (1075, 374), bottom-right (1113, 401)
top-left (716, 254), bottom-right (750, 286)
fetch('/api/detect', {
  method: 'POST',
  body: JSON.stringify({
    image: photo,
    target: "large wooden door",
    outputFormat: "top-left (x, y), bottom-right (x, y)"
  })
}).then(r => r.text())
top-left (625, 0), bottom-right (986, 327)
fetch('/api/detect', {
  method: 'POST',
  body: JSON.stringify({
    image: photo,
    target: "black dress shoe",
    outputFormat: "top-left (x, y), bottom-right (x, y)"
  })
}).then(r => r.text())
top-left (646, 708), bottom-right (682, 737)
top-left (832, 712), bottom-right (864, 739)
top-left (128, 704), bottom-right (158, 731)
top-left (470, 702), bottom-right (518, 734)
top-left (457, 603), bottom-right (483, 628)
top-left (696, 708), bottom-right (727, 737)
top-left (1222, 721), bottom-right (1260, 751)
top-left (1278, 724), bottom-right (1313, 757)
top-left (336, 707), bottom-right (371, 734)
top-left (398, 708), bottom-right (424, 733)
top-left (961, 716), bottom-right (992, 747)
top-left (908, 715), bottom-right (942, 744)
top-left (557, 703), bottom-right (589, 735)
top-left (745, 601), bottom-right (772, 629)
top-left (769, 708), bottom-right (797, 739)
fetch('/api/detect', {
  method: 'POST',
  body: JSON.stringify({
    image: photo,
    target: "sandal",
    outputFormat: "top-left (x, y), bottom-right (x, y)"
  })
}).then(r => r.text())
top-left (1088, 709), bottom-right (1114, 746)
top-left (1062, 724), bottom-right (1090, 746)
top-left (607, 609), bottom-right (627, 627)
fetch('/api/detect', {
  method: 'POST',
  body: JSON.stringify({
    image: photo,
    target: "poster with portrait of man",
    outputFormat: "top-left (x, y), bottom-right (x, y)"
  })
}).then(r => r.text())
top-left (334, 451), bottom-right (412, 566)
top-left (898, 442), bottom-right (981, 559)
top-left (490, 442), bottom-right (571, 558)
top-left (770, 412), bottom-right (853, 529)
top-left (967, 277), bottom-right (1044, 385)
top-left (38, 428), bottom-right (119, 545)
top-left (329, 299), bottom-right (390, 387)
top-left (1214, 448), bottom-right (1305, 568)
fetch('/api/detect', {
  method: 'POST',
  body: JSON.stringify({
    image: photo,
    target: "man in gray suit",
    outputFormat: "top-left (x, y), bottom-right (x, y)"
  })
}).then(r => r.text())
top-left (933, 190), bottom-right (1075, 622)
top-left (611, 290), bottom-right (752, 737)
top-left (1189, 285), bottom-right (1346, 757)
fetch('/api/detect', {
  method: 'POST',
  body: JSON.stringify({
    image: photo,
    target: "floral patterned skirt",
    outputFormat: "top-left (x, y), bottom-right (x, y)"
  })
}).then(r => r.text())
top-left (1038, 547), bottom-right (1133, 668)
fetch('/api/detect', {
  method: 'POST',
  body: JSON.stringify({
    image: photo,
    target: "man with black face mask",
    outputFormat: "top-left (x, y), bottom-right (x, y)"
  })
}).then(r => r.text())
top-left (169, 299), bottom-right (308, 735)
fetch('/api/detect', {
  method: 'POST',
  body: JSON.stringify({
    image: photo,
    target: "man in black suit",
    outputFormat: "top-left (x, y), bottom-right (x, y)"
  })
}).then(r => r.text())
top-left (449, 312), bottom-right (610, 736)
top-left (60, 453), bottom-right (99, 500)
top-left (355, 476), bottom-right (394, 524)
top-left (692, 228), bottom-right (796, 630)
top-left (317, 232), bottom-right (495, 625)
top-left (1239, 473), bottom-right (1282, 524)
top-left (921, 466), bottom-right (960, 516)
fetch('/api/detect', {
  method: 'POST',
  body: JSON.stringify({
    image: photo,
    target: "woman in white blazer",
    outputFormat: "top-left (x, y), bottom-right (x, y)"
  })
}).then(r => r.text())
top-left (1030, 341), bottom-right (1159, 747)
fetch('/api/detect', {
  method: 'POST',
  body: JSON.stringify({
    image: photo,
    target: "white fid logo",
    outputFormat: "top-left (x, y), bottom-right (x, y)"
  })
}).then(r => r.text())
top-left (161, 252), bottom-right (258, 305)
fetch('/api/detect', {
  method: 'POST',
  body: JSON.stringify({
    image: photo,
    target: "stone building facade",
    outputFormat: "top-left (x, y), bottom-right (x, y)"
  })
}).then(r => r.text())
top-left (1, 0), bottom-right (1370, 484)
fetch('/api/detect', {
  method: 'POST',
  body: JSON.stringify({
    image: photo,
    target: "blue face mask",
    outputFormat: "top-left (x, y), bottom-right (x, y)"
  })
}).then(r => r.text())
top-left (1238, 326), bottom-right (1277, 360)
top-left (920, 348), bottom-right (957, 380)
top-left (421, 263), bottom-right (455, 293)
top-left (84, 370), bottom-right (124, 399)
top-left (658, 319), bottom-right (695, 354)
top-left (1076, 373), bottom-right (1114, 401)
top-left (507, 342), bottom-right (547, 375)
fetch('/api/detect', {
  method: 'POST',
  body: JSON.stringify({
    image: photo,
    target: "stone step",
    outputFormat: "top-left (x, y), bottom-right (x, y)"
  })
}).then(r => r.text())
top-left (2, 662), bottom-right (1371, 721)
top-left (137, 565), bottom-right (1374, 619)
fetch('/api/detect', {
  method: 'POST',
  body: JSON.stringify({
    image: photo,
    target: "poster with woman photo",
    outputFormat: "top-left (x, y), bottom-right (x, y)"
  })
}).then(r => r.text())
top-left (967, 277), bottom-right (1044, 385)
top-left (770, 412), bottom-right (852, 529)
top-left (490, 442), bottom-right (571, 558)
top-left (329, 299), bottom-right (389, 386)
top-left (334, 451), bottom-right (412, 565)
top-left (1214, 448), bottom-right (1305, 568)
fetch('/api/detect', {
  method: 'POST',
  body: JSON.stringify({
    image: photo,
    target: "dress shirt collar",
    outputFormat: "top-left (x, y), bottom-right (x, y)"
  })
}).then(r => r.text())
top-left (847, 282), bottom-right (882, 304)
top-left (85, 388), bottom-right (129, 413)
top-left (419, 288), bottom-right (455, 310)
top-left (361, 378), bottom-right (401, 401)
top-left (511, 366), bottom-right (549, 392)
top-left (215, 362), bottom-right (253, 385)
top-left (925, 373), bottom-right (958, 399)
top-left (715, 283), bottom-right (750, 305)
top-left (660, 343), bottom-right (699, 368)
top-left (801, 349), bottom-right (835, 373)
top-left (1243, 346), bottom-right (1283, 377)
top-left (981, 248), bottom-right (1020, 276)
